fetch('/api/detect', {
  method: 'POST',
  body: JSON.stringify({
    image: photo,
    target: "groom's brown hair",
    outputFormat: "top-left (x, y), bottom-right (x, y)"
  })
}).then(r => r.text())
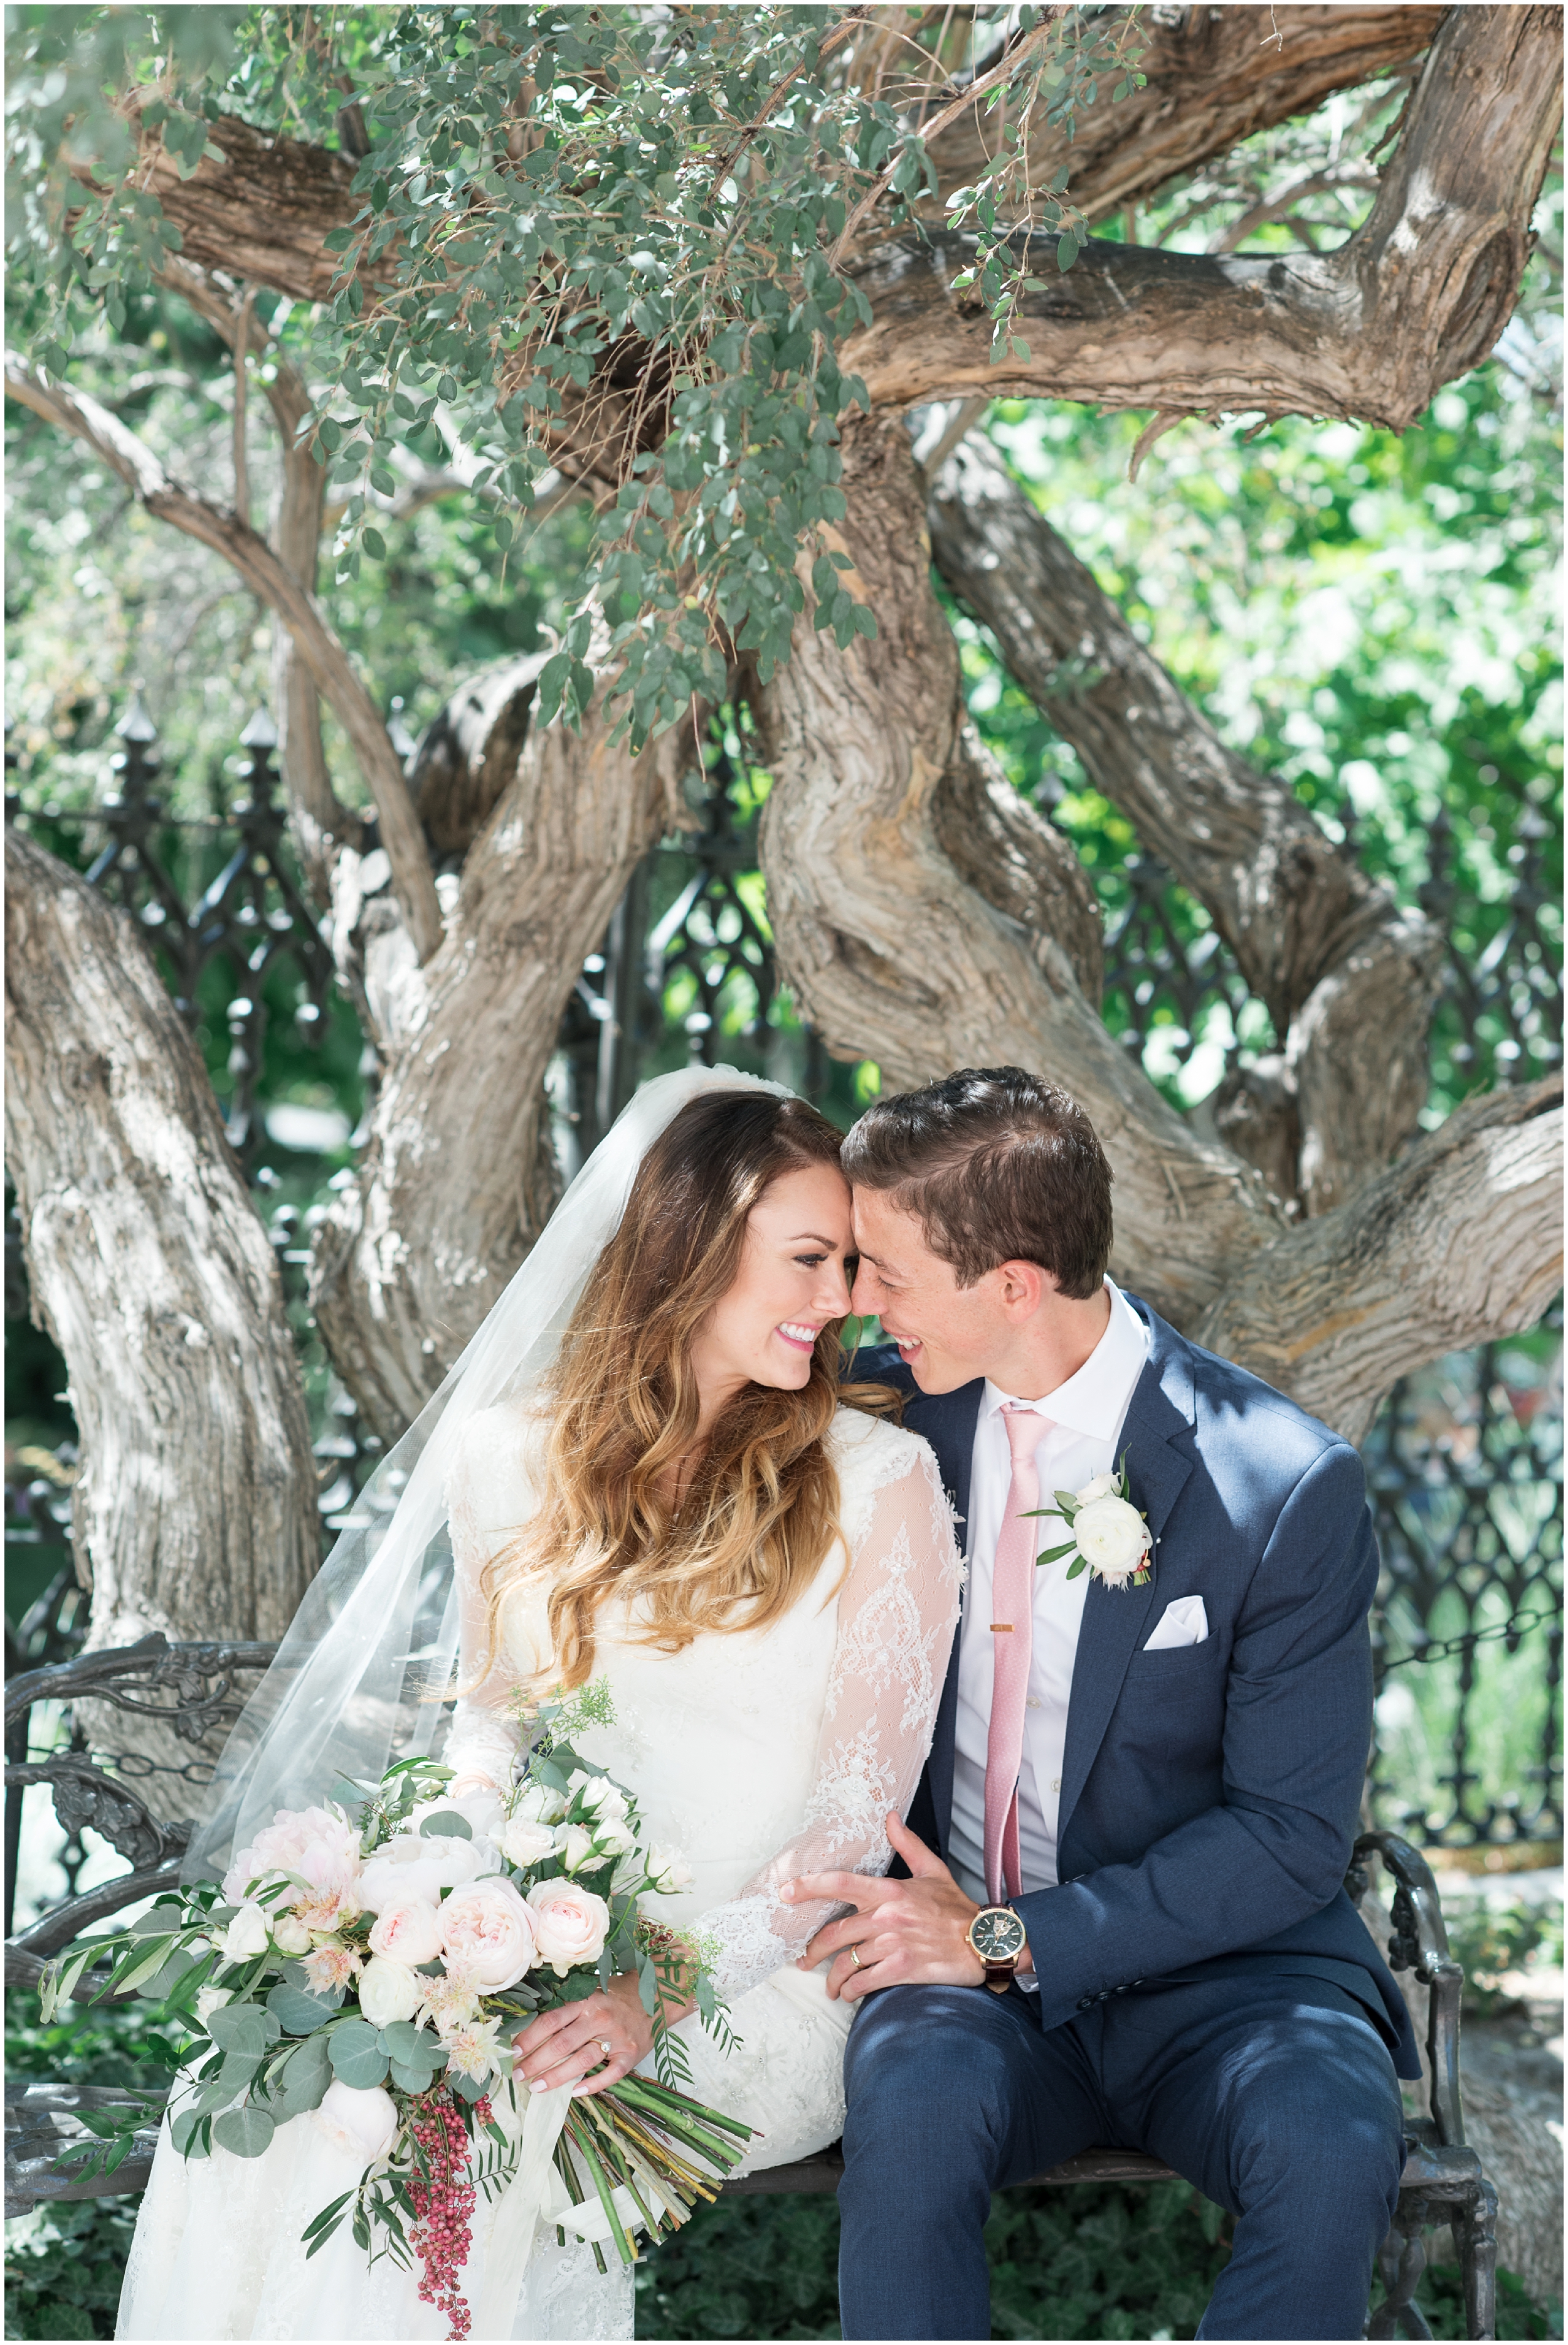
top-left (842, 1065), bottom-right (1113, 1297)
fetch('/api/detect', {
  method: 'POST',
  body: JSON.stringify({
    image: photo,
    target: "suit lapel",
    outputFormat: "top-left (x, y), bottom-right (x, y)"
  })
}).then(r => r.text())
top-left (1056, 1307), bottom-right (1196, 1844)
top-left (904, 1378), bottom-right (982, 1859)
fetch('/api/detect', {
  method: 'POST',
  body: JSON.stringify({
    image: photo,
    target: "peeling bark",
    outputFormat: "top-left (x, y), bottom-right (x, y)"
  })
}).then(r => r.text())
top-left (927, 6), bottom-right (1447, 225)
top-left (408, 652), bottom-right (548, 861)
top-left (931, 719), bottom-right (1104, 1009)
top-left (844, 9), bottom-right (1560, 429)
top-left (926, 434), bottom-right (1444, 1212)
top-left (758, 415), bottom-right (1286, 1330)
top-left (1195, 1078), bottom-right (1565, 1444)
top-left (4, 831), bottom-right (318, 1686)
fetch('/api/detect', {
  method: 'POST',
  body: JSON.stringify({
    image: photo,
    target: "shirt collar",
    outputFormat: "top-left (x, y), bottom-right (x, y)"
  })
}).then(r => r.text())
top-left (981, 1279), bottom-right (1151, 1443)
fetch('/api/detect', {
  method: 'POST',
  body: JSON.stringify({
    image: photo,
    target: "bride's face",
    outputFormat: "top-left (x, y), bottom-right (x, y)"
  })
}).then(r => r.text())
top-left (686, 1161), bottom-right (855, 1409)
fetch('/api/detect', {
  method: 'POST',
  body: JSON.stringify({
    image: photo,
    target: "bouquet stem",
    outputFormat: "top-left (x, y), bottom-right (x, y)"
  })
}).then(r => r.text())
top-left (547, 2074), bottom-right (751, 2266)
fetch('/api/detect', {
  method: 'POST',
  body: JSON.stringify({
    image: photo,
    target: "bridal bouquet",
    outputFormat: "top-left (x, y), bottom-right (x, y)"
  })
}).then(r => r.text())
top-left (41, 1684), bottom-right (750, 2337)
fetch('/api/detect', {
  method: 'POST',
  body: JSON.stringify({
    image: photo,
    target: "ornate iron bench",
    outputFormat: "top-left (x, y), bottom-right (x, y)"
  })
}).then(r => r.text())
top-left (5, 1642), bottom-right (1498, 2338)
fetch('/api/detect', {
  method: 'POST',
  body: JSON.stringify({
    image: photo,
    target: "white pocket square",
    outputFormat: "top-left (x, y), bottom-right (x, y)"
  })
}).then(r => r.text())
top-left (1143, 1595), bottom-right (1209, 1651)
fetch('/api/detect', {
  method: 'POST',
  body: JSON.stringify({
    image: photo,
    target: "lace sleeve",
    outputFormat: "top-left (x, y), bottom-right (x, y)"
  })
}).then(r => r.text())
top-left (442, 1407), bottom-right (539, 1787)
top-left (688, 1428), bottom-right (963, 1997)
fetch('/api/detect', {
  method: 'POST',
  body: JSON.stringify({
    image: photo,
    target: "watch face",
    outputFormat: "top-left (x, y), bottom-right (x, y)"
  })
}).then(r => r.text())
top-left (971, 1908), bottom-right (1026, 1962)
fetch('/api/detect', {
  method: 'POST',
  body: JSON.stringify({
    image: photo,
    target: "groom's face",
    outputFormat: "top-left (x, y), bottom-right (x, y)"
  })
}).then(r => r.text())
top-left (850, 1188), bottom-right (1009, 1393)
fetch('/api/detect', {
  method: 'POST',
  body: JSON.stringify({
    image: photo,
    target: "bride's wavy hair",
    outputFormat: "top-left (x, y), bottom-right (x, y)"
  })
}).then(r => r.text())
top-left (477, 1089), bottom-right (894, 1689)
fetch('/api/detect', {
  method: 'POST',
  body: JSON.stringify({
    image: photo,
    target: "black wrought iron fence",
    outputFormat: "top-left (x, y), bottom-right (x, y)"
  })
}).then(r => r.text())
top-left (4, 696), bottom-right (1562, 1922)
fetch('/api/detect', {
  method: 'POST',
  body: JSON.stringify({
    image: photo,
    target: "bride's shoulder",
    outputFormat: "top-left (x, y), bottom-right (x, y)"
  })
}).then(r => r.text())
top-left (826, 1404), bottom-right (936, 1492)
top-left (445, 1403), bottom-right (548, 1528)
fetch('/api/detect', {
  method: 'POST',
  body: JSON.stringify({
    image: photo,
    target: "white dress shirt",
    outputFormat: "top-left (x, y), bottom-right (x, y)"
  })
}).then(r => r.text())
top-left (948, 1280), bottom-right (1151, 1912)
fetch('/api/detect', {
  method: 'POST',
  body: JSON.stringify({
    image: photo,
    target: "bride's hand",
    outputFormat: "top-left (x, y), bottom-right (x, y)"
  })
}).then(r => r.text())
top-left (511, 1972), bottom-right (660, 2098)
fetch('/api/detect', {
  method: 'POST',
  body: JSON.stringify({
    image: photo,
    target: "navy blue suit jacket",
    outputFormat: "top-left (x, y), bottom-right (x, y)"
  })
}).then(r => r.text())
top-left (859, 1297), bottom-right (1419, 2078)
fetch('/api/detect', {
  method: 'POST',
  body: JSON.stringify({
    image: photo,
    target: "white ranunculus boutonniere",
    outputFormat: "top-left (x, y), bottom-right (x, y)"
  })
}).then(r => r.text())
top-left (1024, 1455), bottom-right (1153, 1588)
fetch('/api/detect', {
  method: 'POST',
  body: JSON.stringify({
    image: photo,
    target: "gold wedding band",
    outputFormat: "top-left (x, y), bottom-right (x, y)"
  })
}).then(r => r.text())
top-left (849, 1944), bottom-right (863, 1969)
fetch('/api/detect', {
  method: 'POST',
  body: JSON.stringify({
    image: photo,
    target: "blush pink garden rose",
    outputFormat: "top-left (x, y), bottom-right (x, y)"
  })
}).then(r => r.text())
top-left (311, 2080), bottom-right (399, 2163)
top-left (367, 1896), bottom-right (444, 1966)
top-left (437, 1879), bottom-right (538, 1991)
top-left (223, 1804), bottom-right (363, 1932)
top-left (527, 1880), bottom-right (610, 1977)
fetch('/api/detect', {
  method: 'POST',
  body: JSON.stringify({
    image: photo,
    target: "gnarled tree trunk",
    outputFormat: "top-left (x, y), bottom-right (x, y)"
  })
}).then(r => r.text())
top-left (5, 827), bottom-right (319, 1795)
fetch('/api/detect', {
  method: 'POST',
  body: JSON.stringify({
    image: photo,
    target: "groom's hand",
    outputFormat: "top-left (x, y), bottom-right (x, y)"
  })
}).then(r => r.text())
top-left (782, 1813), bottom-right (1030, 2001)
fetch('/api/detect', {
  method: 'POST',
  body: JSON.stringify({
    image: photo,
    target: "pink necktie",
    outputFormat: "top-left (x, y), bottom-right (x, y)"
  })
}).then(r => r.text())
top-left (983, 1406), bottom-right (1051, 1905)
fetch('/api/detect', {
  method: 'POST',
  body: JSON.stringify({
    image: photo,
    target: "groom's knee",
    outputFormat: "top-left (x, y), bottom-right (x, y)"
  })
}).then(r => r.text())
top-left (843, 1984), bottom-right (1022, 2157)
top-left (1223, 2011), bottom-right (1405, 2233)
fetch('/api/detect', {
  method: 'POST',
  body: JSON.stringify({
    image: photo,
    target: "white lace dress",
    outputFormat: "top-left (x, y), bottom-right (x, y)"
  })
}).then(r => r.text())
top-left (118, 1405), bottom-right (960, 2341)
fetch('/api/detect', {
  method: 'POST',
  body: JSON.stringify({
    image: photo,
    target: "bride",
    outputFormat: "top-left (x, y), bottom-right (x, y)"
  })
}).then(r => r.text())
top-left (119, 1068), bottom-right (961, 2341)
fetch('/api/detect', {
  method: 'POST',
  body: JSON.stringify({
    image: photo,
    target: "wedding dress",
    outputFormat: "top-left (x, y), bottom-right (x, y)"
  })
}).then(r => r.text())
top-left (118, 1398), bottom-right (961, 2341)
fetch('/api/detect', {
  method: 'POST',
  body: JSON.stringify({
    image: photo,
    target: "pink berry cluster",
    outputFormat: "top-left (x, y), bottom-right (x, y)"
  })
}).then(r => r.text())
top-left (408, 2085), bottom-right (492, 2340)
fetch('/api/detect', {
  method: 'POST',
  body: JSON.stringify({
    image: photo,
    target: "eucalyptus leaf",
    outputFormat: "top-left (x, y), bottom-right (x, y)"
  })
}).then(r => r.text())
top-left (389, 2056), bottom-right (442, 2092)
top-left (418, 1811), bottom-right (472, 1840)
top-left (214, 2103), bottom-right (276, 2159)
top-left (267, 1981), bottom-right (342, 2034)
top-left (329, 2019), bottom-right (389, 2088)
top-left (207, 2002), bottom-right (270, 2057)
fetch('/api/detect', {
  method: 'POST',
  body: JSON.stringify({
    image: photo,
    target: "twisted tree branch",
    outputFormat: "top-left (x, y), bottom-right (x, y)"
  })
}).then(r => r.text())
top-left (926, 433), bottom-right (1444, 1213)
top-left (1195, 1076), bottom-right (1564, 1442)
top-left (3, 354), bottom-right (440, 959)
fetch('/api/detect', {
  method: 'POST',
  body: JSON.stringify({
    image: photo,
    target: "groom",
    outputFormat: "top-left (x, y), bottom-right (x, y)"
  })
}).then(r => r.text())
top-left (787, 1066), bottom-right (1419, 2341)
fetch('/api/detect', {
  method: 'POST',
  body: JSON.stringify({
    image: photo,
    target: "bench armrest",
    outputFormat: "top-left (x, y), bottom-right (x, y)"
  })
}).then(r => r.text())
top-left (1350, 1829), bottom-right (1466, 2150)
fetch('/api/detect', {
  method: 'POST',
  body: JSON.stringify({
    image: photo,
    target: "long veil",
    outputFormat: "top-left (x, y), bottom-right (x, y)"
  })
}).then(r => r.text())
top-left (184, 1063), bottom-right (793, 1884)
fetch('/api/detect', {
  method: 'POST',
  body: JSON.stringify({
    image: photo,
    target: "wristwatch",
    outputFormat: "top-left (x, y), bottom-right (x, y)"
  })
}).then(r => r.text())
top-left (966, 1904), bottom-right (1027, 1992)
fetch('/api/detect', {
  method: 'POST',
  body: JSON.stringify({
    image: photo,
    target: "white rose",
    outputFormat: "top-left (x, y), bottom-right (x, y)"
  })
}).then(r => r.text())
top-left (649, 1846), bottom-right (694, 1896)
top-left (358, 1955), bottom-right (424, 2027)
top-left (593, 1819), bottom-right (636, 1859)
top-left (368, 1896), bottom-right (444, 1966)
top-left (527, 1879), bottom-right (610, 1975)
top-left (1074, 1472), bottom-right (1121, 1504)
top-left (311, 2080), bottom-right (399, 2164)
top-left (272, 1913), bottom-right (313, 1956)
top-left (571, 1773), bottom-right (628, 1823)
top-left (511, 1782), bottom-right (564, 1826)
top-left (558, 1822), bottom-right (595, 1874)
top-left (1073, 1493), bottom-right (1150, 1582)
top-left (498, 1817), bottom-right (559, 1868)
top-left (218, 1901), bottom-right (272, 1960)
top-left (194, 1985), bottom-right (233, 2026)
